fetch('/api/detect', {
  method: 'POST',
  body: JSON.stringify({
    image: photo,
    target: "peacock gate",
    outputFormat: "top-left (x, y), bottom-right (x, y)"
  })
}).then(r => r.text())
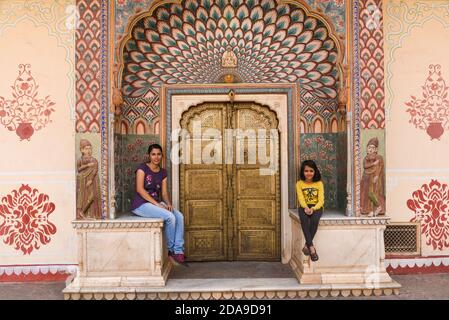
top-left (0, 0), bottom-right (449, 300)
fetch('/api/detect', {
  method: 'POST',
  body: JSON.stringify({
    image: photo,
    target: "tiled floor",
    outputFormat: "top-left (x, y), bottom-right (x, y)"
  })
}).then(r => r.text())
top-left (170, 261), bottom-right (295, 279)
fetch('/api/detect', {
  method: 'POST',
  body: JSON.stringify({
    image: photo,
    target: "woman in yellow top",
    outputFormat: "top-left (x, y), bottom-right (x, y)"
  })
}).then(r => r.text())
top-left (296, 160), bottom-right (324, 262)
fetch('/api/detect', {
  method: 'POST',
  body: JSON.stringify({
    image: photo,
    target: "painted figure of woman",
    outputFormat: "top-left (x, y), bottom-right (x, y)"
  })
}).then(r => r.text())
top-left (360, 137), bottom-right (385, 216)
top-left (76, 139), bottom-right (102, 220)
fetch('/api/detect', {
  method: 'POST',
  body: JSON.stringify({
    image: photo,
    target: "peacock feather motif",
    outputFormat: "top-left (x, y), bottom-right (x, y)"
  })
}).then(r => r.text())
top-left (122, 0), bottom-right (339, 100)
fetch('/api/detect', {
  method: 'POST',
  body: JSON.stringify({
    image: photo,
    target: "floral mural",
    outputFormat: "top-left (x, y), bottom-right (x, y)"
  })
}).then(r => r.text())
top-left (0, 184), bottom-right (57, 255)
top-left (405, 64), bottom-right (449, 140)
top-left (0, 64), bottom-right (55, 140)
top-left (300, 134), bottom-right (337, 207)
top-left (116, 134), bottom-right (159, 213)
top-left (407, 180), bottom-right (449, 251)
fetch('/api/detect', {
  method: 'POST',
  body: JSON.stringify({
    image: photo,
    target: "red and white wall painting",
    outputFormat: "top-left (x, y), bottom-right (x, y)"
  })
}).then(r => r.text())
top-left (0, 184), bottom-right (57, 255)
top-left (0, 64), bottom-right (55, 141)
top-left (0, 0), bottom-right (77, 279)
top-left (385, 0), bottom-right (449, 261)
top-left (405, 64), bottom-right (449, 140)
top-left (407, 180), bottom-right (449, 251)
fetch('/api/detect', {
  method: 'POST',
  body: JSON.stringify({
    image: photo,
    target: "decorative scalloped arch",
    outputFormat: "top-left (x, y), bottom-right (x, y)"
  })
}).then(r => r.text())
top-left (330, 116), bottom-right (338, 133)
top-left (118, 0), bottom-right (344, 99)
top-left (300, 118), bottom-right (307, 134)
top-left (134, 120), bottom-right (149, 135)
top-left (120, 120), bottom-right (129, 134)
top-left (313, 116), bottom-right (324, 133)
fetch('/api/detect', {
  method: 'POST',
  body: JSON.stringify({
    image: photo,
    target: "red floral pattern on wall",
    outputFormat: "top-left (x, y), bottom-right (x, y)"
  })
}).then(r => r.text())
top-left (0, 185), bottom-right (57, 255)
top-left (0, 64), bottom-right (55, 140)
top-left (407, 180), bottom-right (449, 250)
top-left (405, 65), bottom-right (449, 140)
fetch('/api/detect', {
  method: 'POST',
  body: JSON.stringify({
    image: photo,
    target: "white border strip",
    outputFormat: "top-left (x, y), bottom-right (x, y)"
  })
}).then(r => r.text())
top-left (386, 258), bottom-right (449, 269)
top-left (0, 265), bottom-right (78, 277)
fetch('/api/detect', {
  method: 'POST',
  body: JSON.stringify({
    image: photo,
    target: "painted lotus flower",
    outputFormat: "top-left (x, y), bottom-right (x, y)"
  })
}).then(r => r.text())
top-left (0, 184), bottom-right (57, 255)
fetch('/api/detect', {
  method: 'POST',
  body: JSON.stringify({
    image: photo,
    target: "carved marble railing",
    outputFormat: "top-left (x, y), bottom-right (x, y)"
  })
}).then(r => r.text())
top-left (64, 215), bottom-right (172, 295)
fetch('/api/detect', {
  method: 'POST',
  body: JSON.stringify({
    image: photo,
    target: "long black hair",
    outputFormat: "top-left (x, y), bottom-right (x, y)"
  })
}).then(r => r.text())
top-left (148, 143), bottom-right (163, 155)
top-left (299, 160), bottom-right (321, 182)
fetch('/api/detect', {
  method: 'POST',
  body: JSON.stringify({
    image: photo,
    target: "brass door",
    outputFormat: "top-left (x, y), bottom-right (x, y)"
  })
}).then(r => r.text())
top-left (180, 102), bottom-right (280, 261)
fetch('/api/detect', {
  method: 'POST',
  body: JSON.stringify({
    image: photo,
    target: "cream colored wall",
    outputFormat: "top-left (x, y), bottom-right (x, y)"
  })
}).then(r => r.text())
top-left (0, 0), bottom-right (76, 265)
top-left (384, 0), bottom-right (449, 256)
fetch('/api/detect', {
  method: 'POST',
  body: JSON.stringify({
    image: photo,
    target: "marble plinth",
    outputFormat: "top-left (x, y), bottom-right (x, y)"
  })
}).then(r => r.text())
top-left (289, 209), bottom-right (400, 290)
top-left (63, 216), bottom-right (172, 295)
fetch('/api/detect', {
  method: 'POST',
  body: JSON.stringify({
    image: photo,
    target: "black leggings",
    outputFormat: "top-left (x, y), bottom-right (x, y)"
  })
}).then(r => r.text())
top-left (298, 206), bottom-right (323, 247)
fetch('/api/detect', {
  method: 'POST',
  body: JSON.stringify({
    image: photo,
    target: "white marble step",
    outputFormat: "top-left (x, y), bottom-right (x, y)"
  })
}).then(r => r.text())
top-left (63, 277), bottom-right (401, 300)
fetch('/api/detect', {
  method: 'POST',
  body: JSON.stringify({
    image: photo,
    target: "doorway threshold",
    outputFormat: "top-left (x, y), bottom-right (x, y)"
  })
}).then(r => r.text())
top-left (170, 261), bottom-right (294, 279)
top-left (64, 261), bottom-right (401, 300)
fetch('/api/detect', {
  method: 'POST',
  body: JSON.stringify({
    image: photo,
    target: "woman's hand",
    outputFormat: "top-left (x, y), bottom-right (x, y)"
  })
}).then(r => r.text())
top-left (166, 203), bottom-right (173, 212)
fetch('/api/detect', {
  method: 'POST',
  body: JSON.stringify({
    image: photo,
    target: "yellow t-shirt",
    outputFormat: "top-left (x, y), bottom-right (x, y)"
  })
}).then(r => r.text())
top-left (296, 180), bottom-right (324, 210)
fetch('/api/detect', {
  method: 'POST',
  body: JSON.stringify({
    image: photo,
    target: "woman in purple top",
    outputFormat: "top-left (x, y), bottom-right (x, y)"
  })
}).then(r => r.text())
top-left (131, 143), bottom-right (186, 265)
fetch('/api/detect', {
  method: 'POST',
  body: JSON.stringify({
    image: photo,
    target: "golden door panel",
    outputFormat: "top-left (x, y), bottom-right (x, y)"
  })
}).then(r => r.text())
top-left (183, 167), bottom-right (226, 260)
top-left (180, 102), bottom-right (280, 261)
top-left (181, 139), bottom-right (223, 166)
top-left (233, 105), bottom-right (280, 261)
top-left (234, 138), bottom-right (274, 167)
top-left (187, 231), bottom-right (225, 260)
top-left (233, 105), bottom-right (276, 131)
top-left (237, 200), bottom-right (276, 227)
top-left (236, 169), bottom-right (276, 197)
top-left (238, 230), bottom-right (277, 259)
top-left (185, 200), bottom-right (223, 229)
top-left (184, 108), bottom-right (223, 136)
top-left (184, 169), bottom-right (223, 198)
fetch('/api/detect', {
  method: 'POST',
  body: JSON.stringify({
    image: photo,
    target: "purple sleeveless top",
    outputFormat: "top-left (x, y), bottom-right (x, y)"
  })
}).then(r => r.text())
top-left (130, 163), bottom-right (167, 211)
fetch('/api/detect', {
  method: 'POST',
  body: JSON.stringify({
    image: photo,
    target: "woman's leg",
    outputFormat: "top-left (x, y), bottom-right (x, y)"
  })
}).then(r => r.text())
top-left (171, 209), bottom-right (185, 254)
top-left (132, 202), bottom-right (177, 253)
top-left (298, 207), bottom-right (313, 247)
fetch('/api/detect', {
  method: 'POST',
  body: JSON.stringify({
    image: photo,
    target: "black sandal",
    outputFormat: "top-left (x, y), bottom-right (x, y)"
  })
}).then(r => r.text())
top-left (302, 246), bottom-right (310, 256)
top-left (309, 246), bottom-right (319, 262)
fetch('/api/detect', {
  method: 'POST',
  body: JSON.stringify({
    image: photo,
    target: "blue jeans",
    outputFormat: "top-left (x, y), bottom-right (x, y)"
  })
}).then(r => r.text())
top-left (132, 202), bottom-right (185, 254)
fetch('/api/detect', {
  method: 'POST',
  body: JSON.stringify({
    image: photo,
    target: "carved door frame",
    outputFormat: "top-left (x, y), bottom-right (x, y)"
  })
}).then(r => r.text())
top-left (161, 83), bottom-right (299, 264)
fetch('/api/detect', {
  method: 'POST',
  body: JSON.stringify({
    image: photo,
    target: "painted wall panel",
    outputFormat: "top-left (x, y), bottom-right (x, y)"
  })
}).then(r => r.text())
top-left (0, 0), bottom-right (77, 265)
top-left (384, 0), bottom-right (449, 256)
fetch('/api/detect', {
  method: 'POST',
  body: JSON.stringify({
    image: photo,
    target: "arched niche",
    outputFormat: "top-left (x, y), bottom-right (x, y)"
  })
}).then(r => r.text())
top-left (114, 0), bottom-right (347, 213)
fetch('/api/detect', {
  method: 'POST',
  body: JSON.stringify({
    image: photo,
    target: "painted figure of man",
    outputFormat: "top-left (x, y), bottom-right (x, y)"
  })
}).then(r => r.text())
top-left (360, 137), bottom-right (385, 216)
top-left (76, 139), bottom-right (102, 220)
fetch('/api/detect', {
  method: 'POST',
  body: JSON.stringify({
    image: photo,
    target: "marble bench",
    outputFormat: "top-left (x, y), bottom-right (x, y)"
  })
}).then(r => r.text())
top-left (67, 213), bottom-right (172, 290)
top-left (289, 209), bottom-right (400, 291)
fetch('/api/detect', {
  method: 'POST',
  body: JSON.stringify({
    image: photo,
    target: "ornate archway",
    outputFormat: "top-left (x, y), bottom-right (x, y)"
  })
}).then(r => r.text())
top-left (114, 0), bottom-right (346, 213)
